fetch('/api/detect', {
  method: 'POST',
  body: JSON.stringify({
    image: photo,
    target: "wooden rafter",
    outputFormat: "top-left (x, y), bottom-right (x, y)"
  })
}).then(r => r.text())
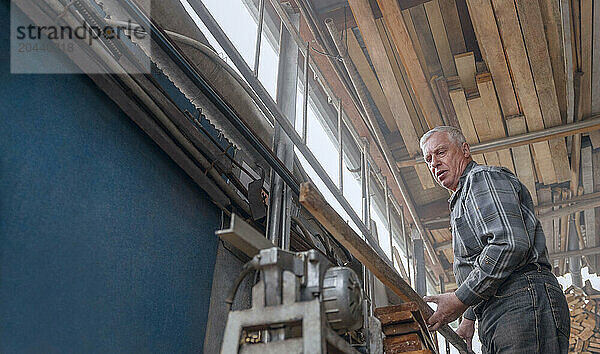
top-left (492, 0), bottom-right (557, 185)
top-left (515, 0), bottom-right (570, 183)
top-left (375, 0), bottom-right (443, 129)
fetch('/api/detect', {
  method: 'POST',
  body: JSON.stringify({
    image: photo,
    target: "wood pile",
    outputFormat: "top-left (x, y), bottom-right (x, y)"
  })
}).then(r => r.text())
top-left (566, 281), bottom-right (600, 353)
top-left (374, 302), bottom-right (438, 354)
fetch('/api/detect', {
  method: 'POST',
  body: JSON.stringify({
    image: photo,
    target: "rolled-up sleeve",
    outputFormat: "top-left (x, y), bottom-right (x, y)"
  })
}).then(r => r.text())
top-left (454, 170), bottom-right (531, 307)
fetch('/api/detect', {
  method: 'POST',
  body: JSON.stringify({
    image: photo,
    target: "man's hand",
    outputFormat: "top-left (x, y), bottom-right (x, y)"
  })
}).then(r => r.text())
top-left (423, 292), bottom-right (469, 331)
top-left (456, 318), bottom-right (475, 352)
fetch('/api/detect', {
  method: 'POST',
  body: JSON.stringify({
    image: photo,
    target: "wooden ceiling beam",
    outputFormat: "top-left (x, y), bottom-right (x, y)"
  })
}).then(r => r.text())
top-left (346, 0), bottom-right (435, 190)
top-left (347, 0), bottom-right (420, 156)
top-left (491, 0), bottom-right (557, 185)
top-left (515, 0), bottom-right (570, 183)
top-left (376, 0), bottom-right (444, 129)
top-left (344, 29), bottom-right (398, 133)
top-left (396, 114), bottom-right (600, 168)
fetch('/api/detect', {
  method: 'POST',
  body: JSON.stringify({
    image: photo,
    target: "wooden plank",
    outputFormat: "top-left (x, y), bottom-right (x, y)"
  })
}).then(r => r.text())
top-left (538, 0), bottom-right (567, 123)
top-left (559, 189), bottom-right (569, 273)
top-left (376, 19), bottom-right (426, 135)
top-left (514, 0), bottom-right (570, 183)
top-left (298, 182), bottom-right (469, 353)
top-left (346, 30), bottom-right (397, 133)
top-left (552, 189), bottom-right (561, 265)
top-left (448, 87), bottom-right (485, 164)
top-left (383, 321), bottom-right (421, 336)
top-left (538, 187), bottom-right (555, 254)
top-left (384, 333), bottom-right (424, 352)
top-left (476, 73), bottom-right (516, 172)
top-left (402, 9), bottom-right (429, 79)
top-left (582, 145), bottom-right (597, 271)
top-left (424, 0), bottom-right (457, 77)
top-left (376, 0), bottom-right (444, 128)
top-left (438, 0), bottom-right (466, 55)
top-left (593, 0), bottom-right (600, 120)
top-left (374, 20), bottom-right (436, 189)
top-left (583, 0), bottom-right (600, 147)
top-left (378, 310), bottom-right (415, 325)
top-left (467, 95), bottom-right (500, 166)
top-left (454, 52), bottom-right (477, 94)
top-left (347, 0), bottom-right (421, 157)
top-left (491, 0), bottom-right (557, 185)
top-left (594, 149), bottom-right (600, 272)
top-left (505, 115), bottom-right (538, 204)
top-left (465, 0), bottom-right (519, 116)
top-left (560, 0), bottom-right (575, 125)
top-left (431, 76), bottom-right (460, 128)
top-left (409, 4), bottom-right (443, 77)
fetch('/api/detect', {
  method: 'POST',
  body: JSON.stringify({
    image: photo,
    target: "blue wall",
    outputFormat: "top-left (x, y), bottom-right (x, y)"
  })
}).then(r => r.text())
top-left (0, 3), bottom-right (220, 353)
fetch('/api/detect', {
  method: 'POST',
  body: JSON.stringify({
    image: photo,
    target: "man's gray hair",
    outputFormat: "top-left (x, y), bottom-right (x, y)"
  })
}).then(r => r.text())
top-left (419, 126), bottom-right (467, 153)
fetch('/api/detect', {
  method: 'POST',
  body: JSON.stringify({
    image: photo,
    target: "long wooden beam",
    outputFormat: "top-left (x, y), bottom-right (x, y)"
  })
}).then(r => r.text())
top-left (299, 182), bottom-right (468, 353)
top-left (397, 114), bottom-right (600, 167)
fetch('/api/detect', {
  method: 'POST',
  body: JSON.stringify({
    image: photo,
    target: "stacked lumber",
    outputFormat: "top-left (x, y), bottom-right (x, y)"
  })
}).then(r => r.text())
top-left (374, 302), bottom-right (438, 354)
top-left (565, 284), bottom-right (600, 353)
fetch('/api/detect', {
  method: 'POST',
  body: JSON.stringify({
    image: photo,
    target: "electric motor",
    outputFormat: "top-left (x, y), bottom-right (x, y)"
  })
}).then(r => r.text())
top-left (322, 266), bottom-right (363, 332)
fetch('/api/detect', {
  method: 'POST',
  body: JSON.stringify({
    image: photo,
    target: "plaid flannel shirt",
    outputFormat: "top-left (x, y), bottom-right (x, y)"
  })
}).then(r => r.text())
top-left (449, 161), bottom-right (551, 320)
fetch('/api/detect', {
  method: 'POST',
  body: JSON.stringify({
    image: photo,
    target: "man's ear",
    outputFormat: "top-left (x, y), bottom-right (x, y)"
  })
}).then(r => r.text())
top-left (462, 142), bottom-right (471, 157)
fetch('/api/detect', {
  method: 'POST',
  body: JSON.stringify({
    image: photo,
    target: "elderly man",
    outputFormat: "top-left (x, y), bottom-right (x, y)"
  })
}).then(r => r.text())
top-left (420, 126), bottom-right (570, 353)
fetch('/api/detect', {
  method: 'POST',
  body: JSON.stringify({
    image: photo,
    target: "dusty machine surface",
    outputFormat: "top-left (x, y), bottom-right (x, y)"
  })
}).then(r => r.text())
top-left (220, 246), bottom-right (367, 353)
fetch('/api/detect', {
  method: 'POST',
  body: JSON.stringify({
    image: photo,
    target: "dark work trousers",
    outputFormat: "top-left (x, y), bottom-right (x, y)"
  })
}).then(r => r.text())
top-left (474, 267), bottom-right (570, 353)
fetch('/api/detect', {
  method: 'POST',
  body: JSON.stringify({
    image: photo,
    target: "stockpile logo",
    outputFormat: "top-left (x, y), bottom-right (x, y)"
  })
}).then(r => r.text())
top-left (11, 0), bottom-right (152, 74)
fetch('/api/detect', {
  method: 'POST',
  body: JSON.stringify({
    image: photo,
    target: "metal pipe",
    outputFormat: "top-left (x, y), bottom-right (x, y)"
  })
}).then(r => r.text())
top-left (338, 98), bottom-right (344, 192)
top-left (363, 139), bottom-right (372, 233)
top-left (385, 178), bottom-right (393, 265)
top-left (549, 245), bottom-right (600, 260)
top-left (401, 206), bottom-right (411, 286)
top-left (397, 114), bottom-right (600, 167)
top-left (253, 0), bottom-right (265, 76)
top-left (360, 145), bottom-right (368, 228)
top-left (302, 42), bottom-right (309, 144)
